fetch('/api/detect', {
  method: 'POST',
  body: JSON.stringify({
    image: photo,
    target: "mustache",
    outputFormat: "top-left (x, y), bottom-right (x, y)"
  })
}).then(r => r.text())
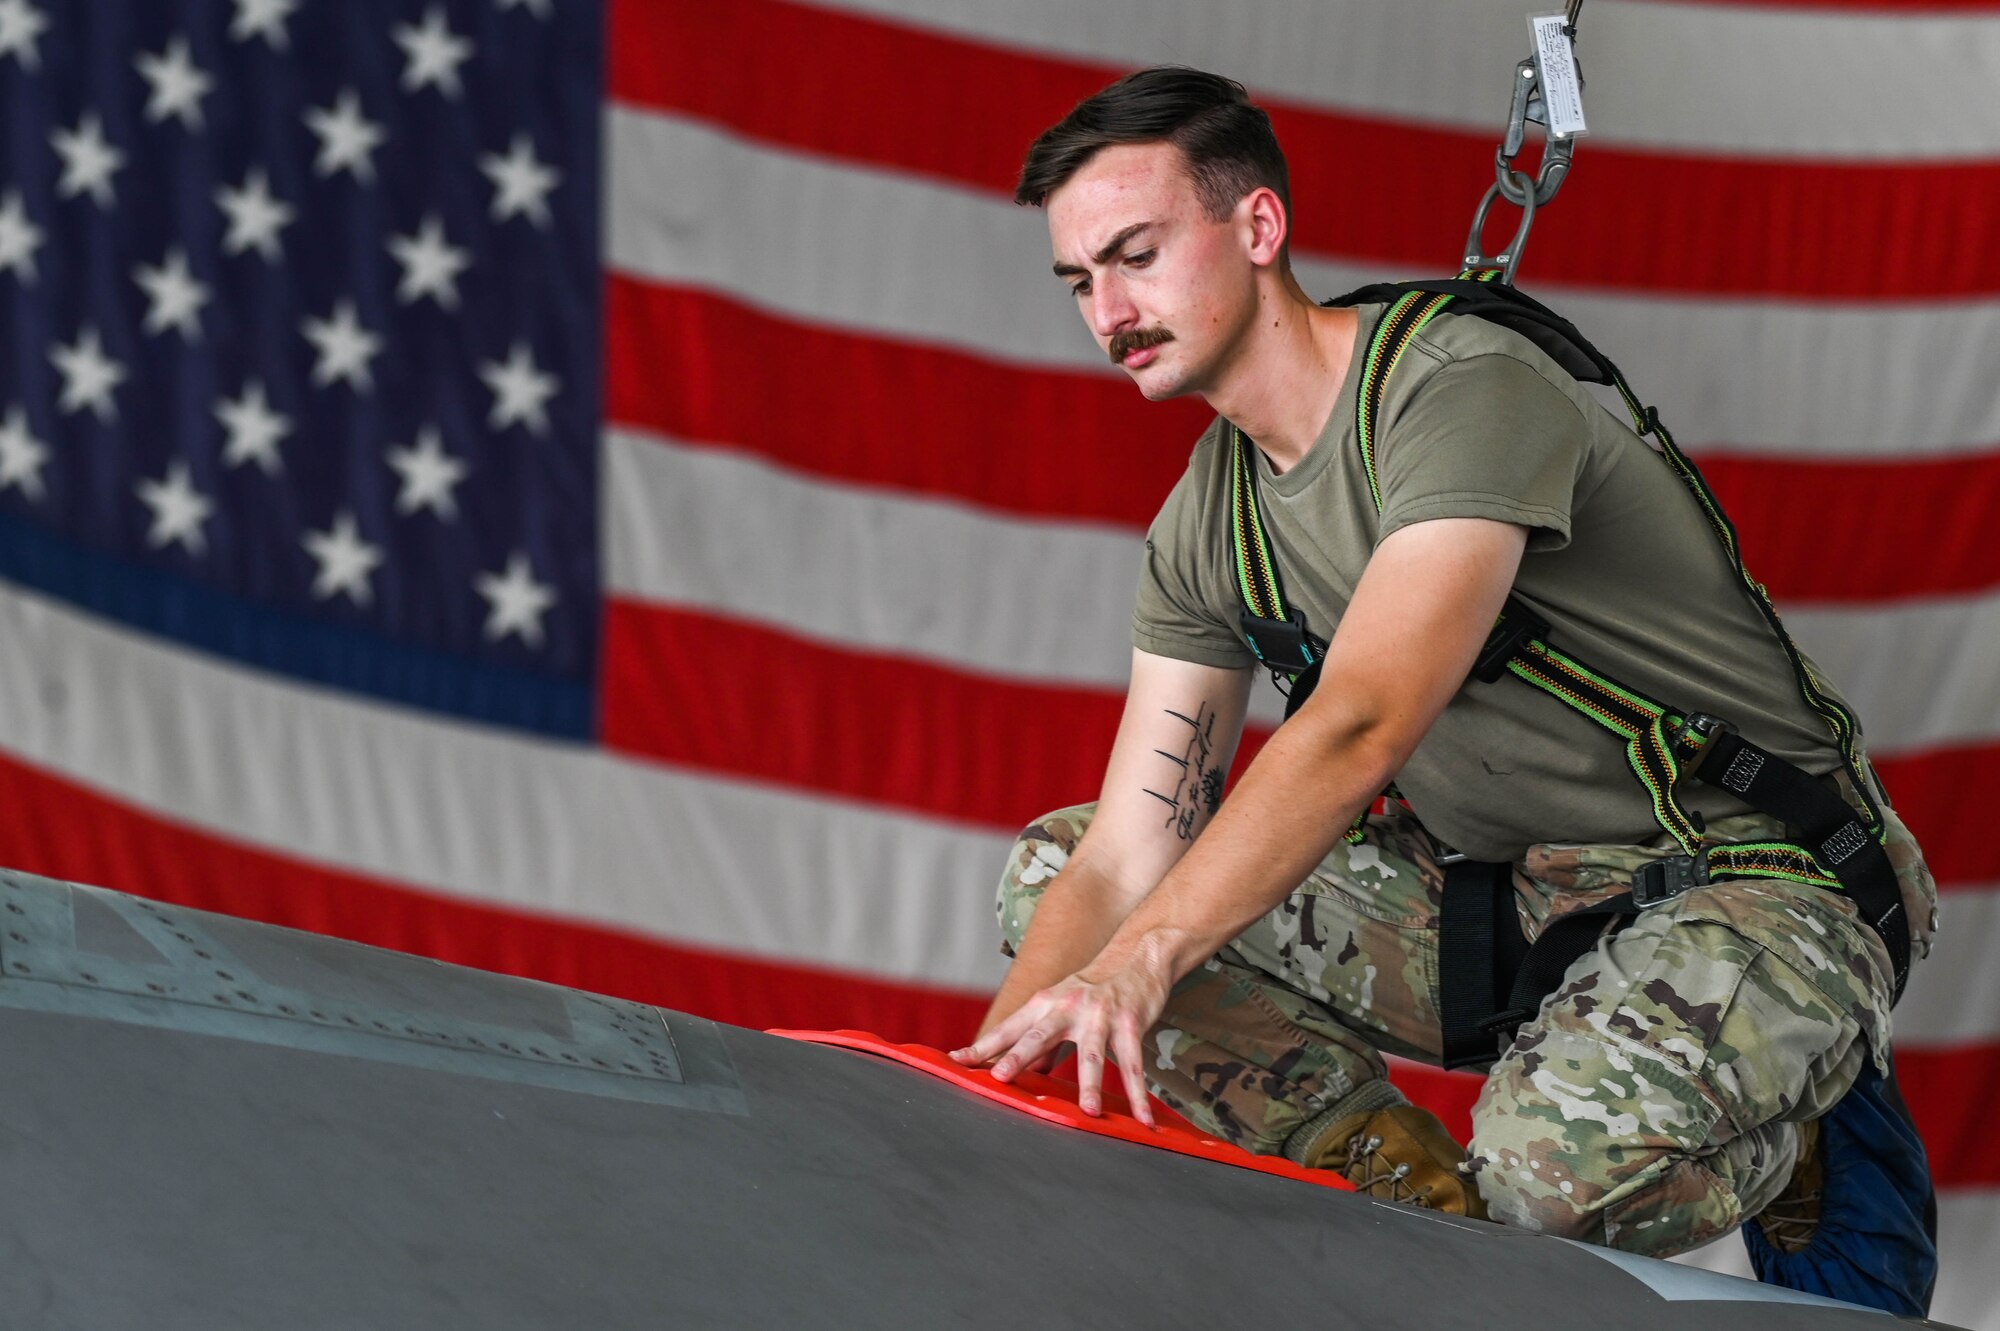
top-left (1108, 326), bottom-right (1174, 364)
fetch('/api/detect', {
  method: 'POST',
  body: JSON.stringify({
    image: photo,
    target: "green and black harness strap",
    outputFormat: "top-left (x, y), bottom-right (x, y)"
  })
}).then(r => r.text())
top-left (1229, 422), bottom-right (1325, 681)
top-left (1228, 423), bottom-right (1375, 843)
top-left (1355, 285), bottom-right (1467, 513)
top-left (1223, 277), bottom-right (1910, 1067)
top-left (1336, 274), bottom-right (1884, 836)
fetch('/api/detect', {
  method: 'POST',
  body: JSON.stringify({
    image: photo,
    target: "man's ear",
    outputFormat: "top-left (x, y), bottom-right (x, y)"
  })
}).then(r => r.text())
top-left (1240, 186), bottom-right (1288, 269)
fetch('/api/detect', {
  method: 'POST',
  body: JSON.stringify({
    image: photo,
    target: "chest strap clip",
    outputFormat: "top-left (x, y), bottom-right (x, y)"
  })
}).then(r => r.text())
top-left (1240, 608), bottom-right (1323, 673)
top-left (1669, 713), bottom-right (1738, 783)
top-left (1474, 596), bottom-right (1550, 683)
top-left (1633, 850), bottom-right (1712, 906)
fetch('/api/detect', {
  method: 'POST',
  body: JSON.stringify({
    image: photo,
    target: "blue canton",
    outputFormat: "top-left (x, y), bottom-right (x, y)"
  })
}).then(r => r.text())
top-left (0, 0), bottom-right (603, 739)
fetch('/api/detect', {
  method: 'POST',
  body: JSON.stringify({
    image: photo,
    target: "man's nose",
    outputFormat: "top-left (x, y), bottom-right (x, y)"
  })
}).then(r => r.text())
top-left (1087, 274), bottom-right (1138, 339)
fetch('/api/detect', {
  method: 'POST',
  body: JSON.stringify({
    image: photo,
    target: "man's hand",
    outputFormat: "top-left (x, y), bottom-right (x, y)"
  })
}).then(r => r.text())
top-left (955, 521), bottom-right (1526, 1134)
top-left (949, 945), bottom-right (1175, 1127)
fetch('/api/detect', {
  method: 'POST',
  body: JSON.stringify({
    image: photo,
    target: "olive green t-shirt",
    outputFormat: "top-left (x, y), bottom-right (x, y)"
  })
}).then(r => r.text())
top-left (1132, 303), bottom-right (1859, 862)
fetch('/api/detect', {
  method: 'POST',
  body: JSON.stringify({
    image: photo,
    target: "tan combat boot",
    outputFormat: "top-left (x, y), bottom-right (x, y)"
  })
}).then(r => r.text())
top-left (1754, 1117), bottom-right (1824, 1254)
top-left (1283, 1080), bottom-right (1488, 1219)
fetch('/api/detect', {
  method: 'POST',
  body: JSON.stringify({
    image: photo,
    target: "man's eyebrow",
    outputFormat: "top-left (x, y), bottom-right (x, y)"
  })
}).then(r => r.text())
top-left (1052, 221), bottom-right (1155, 278)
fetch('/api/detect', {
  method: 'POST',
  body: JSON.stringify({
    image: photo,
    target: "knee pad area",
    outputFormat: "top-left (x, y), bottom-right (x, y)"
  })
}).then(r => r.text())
top-left (1467, 1027), bottom-right (1731, 1252)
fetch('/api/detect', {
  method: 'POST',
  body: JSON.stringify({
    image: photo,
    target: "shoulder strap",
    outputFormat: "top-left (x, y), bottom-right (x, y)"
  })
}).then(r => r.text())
top-left (1227, 421), bottom-right (1287, 628)
top-left (1327, 270), bottom-right (1617, 386)
top-left (1342, 275), bottom-right (1886, 844)
top-left (1358, 276), bottom-right (1911, 999)
top-left (1225, 422), bottom-right (1363, 843)
top-left (1226, 422), bottom-right (1326, 687)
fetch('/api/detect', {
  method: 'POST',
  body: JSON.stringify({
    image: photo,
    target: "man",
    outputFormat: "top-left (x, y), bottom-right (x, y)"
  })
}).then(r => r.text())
top-left (948, 67), bottom-right (1936, 1259)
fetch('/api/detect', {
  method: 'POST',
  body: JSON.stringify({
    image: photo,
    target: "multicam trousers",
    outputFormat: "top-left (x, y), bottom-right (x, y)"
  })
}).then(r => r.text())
top-left (994, 794), bottom-right (1937, 1258)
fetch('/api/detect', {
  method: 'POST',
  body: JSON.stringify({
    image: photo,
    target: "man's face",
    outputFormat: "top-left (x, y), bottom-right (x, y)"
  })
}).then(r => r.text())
top-left (1046, 142), bottom-right (1261, 402)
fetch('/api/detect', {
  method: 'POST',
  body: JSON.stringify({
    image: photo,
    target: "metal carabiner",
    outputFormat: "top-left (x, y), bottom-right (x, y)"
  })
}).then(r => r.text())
top-left (1493, 58), bottom-right (1579, 211)
top-left (1495, 59), bottom-right (1537, 183)
top-left (1463, 174), bottom-right (1538, 285)
top-left (1463, 5), bottom-right (1587, 284)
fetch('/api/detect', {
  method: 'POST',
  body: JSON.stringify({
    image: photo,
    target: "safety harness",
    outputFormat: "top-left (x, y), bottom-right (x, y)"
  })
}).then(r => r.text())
top-left (1227, 275), bottom-right (1912, 1072)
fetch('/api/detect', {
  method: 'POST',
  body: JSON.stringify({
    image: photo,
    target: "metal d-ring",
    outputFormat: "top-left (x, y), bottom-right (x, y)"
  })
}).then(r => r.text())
top-left (1463, 175), bottom-right (1538, 285)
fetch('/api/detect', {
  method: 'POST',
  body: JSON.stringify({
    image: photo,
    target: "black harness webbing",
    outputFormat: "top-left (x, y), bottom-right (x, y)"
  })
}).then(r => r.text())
top-left (1226, 275), bottom-right (1911, 1070)
top-left (1438, 859), bottom-right (1535, 1069)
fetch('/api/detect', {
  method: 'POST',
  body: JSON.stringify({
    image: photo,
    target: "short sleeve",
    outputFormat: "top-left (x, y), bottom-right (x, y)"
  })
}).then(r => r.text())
top-left (1130, 454), bottom-right (1257, 669)
top-left (1374, 353), bottom-right (1591, 552)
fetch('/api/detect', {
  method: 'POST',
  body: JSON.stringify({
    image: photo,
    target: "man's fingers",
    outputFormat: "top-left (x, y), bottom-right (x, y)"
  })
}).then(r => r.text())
top-left (951, 1004), bottom-right (1037, 1067)
top-left (1027, 1042), bottom-right (1074, 1075)
top-left (947, 979), bottom-right (1159, 1127)
top-left (1113, 1021), bottom-right (1154, 1128)
top-left (1072, 1017), bottom-right (1111, 1116)
top-left (989, 1011), bottom-right (1070, 1081)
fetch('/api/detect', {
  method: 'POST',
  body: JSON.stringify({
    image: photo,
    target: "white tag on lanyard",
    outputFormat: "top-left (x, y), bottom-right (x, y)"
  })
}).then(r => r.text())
top-left (1529, 13), bottom-right (1589, 139)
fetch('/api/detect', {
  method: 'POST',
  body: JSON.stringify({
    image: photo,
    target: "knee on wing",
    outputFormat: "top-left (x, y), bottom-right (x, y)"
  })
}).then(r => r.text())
top-left (1466, 1031), bottom-right (1719, 1246)
top-left (1465, 1113), bottom-right (1611, 1242)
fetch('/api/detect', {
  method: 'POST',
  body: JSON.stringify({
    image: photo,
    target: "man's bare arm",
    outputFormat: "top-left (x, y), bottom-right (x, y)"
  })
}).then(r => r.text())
top-left (977, 649), bottom-right (1252, 1037)
top-left (955, 517), bottom-right (1530, 1120)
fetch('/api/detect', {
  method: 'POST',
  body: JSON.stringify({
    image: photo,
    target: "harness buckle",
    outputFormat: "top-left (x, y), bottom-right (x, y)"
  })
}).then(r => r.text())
top-left (1632, 851), bottom-right (1710, 906)
top-left (1239, 608), bottom-right (1321, 673)
top-left (1668, 712), bottom-right (1737, 782)
top-left (1473, 596), bottom-right (1550, 683)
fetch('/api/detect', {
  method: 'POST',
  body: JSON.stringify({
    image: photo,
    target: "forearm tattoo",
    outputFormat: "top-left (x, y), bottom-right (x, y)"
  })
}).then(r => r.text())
top-left (1143, 702), bottom-right (1225, 841)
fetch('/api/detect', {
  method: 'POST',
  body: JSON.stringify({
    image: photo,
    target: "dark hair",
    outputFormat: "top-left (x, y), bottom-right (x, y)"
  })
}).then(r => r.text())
top-left (1014, 67), bottom-right (1291, 229)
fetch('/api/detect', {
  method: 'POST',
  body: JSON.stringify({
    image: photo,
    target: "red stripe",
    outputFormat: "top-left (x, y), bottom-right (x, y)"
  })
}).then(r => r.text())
top-left (1892, 1041), bottom-right (2000, 1187)
top-left (608, 0), bottom-right (2000, 300)
top-left (0, 749), bottom-right (991, 1049)
top-left (604, 597), bottom-right (1993, 887)
top-left (1386, 1061), bottom-right (1486, 1144)
top-left (1706, 450), bottom-right (2000, 603)
top-left (600, 598), bottom-right (1279, 833)
top-left (601, 597), bottom-right (1127, 831)
top-left (1873, 742), bottom-right (2000, 888)
top-left (604, 275), bottom-right (1211, 531)
top-left (5, 748), bottom-right (1992, 1185)
top-left (609, 278), bottom-right (2000, 604)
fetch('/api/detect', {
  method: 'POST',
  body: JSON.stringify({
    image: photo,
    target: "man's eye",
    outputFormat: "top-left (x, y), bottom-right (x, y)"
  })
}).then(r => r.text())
top-left (1127, 250), bottom-right (1155, 268)
top-left (1069, 282), bottom-right (1090, 298)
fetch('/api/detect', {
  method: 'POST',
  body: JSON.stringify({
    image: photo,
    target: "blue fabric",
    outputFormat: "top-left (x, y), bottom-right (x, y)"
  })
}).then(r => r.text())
top-left (0, 0), bottom-right (604, 736)
top-left (1742, 1060), bottom-right (1938, 1317)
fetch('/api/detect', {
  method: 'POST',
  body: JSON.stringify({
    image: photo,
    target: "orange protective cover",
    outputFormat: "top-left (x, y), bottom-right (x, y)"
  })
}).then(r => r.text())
top-left (769, 1028), bottom-right (1353, 1193)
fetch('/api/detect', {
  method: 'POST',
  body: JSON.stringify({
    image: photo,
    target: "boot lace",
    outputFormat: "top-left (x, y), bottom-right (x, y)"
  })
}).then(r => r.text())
top-left (1758, 1190), bottom-right (1822, 1253)
top-left (1340, 1132), bottom-right (1437, 1208)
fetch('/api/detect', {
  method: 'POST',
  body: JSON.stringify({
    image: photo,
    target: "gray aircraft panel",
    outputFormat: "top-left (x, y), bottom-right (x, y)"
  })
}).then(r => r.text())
top-left (0, 869), bottom-right (1956, 1329)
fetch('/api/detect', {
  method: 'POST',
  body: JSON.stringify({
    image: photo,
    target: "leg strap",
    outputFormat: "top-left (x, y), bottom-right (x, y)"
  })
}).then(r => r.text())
top-left (1438, 858), bottom-right (1541, 1070)
top-left (1695, 731), bottom-right (1910, 997)
top-left (1436, 731), bottom-right (1911, 1071)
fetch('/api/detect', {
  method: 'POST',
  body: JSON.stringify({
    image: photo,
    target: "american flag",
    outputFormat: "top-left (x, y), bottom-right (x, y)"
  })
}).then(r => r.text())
top-left (1, 0), bottom-right (1997, 1321)
top-left (0, 0), bottom-right (597, 732)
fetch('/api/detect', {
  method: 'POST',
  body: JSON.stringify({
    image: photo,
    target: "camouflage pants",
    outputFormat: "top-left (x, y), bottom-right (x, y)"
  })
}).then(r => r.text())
top-left (994, 797), bottom-right (1935, 1258)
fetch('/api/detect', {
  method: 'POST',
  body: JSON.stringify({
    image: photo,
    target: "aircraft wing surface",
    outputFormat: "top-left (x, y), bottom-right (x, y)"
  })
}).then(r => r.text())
top-left (0, 867), bottom-right (1953, 1329)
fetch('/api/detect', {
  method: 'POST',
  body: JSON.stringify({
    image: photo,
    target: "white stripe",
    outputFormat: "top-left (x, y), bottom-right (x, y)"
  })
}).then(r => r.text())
top-left (607, 107), bottom-right (2000, 455)
top-left (1787, 591), bottom-right (2000, 755)
top-left (1677, 1189), bottom-right (2000, 1330)
top-left (1932, 1192), bottom-right (2000, 1331)
top-left (605, 427), bottom-right (1309, 731)
top-left (604, 429), bottom-right (1141, 689)
top-left (0, 583), bottom-right (1012, 994)
top-left (1895, 888), bottom-right (2000, 1049)
top-left (803, 0), bottom-right (2000, 158)
top-left (605, 423), bottom-right (1996, 750)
